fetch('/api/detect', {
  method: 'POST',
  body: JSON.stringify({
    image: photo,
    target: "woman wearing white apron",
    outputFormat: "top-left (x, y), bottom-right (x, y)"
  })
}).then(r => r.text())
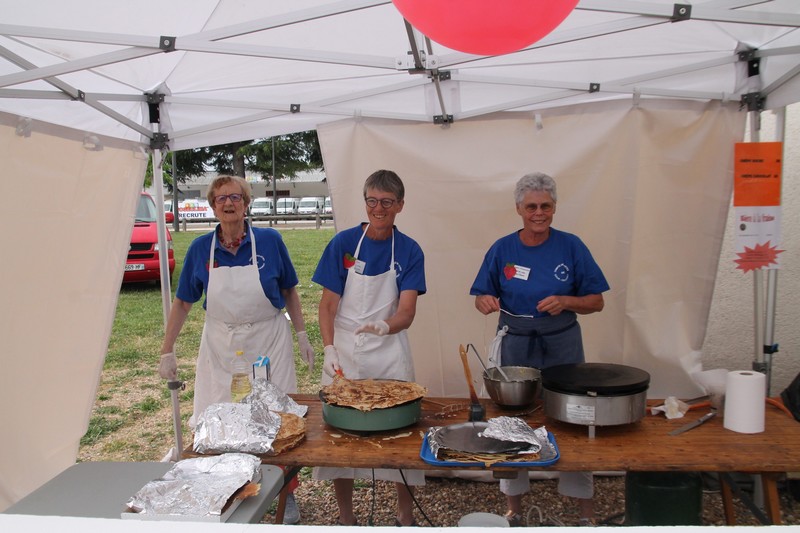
top-left (158, 175), bottom-right (314, 524)
top-left (311, 170), bottom-right (426, 527)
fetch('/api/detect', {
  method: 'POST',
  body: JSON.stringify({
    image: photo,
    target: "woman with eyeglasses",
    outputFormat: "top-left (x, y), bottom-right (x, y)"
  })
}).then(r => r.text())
top-left (311, 169), bottom-right (426, 527)
top-left (470, 172), bottom-right (609, 527)
top-left (157, 175), bottom-right (313, 523)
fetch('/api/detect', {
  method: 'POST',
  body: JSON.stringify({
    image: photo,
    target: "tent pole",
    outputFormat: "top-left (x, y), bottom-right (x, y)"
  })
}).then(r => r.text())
top-left (271, 136), bottom-right (277, 220)
top-left (762, 107), bottom-right (787, 396)
top-left (749, 112), bottom-right (765, 373)
top-left (152, 142), bottom-right (172, 327)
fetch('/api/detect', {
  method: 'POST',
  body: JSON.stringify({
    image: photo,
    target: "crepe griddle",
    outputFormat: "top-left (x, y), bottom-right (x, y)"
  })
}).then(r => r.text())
top-left (541, 363), bottom-right (650, 396)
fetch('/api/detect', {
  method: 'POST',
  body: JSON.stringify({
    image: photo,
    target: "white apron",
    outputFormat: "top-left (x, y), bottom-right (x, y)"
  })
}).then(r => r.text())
top-left (190, 226), bottom-right (295, 428)
top-left (315, 225), bottom-right (423, 485)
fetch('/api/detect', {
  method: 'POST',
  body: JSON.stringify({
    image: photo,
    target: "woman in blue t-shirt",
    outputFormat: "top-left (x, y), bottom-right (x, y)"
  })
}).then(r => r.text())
top-left (470, 172), bottom-right (609, 526)
top-left (312, 169), bottom-right (426, 527)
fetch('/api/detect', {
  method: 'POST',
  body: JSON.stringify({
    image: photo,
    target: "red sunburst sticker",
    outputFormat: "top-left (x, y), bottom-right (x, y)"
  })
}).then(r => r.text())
top-left (734, 241), bottom-right (784, 273)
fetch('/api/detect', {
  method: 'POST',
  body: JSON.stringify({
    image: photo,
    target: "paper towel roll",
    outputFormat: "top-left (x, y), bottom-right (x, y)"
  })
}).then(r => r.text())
top-left (723, 371), bottom-right (766, 434)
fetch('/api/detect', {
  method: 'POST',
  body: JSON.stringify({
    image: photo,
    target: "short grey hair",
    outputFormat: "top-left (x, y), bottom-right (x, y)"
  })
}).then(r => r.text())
top-left (363, 169), bottom-right (405, 201)
top-left (514, 172), bottom-right (557, 205)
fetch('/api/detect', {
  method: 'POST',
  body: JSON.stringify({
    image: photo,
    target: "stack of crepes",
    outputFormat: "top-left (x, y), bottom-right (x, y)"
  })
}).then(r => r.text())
top-left (194, 378), bottom-right (306, 455)
top-left (428, 417), bottom-right (552, 465)
top-left (320, 374), bottom-right (427, 411)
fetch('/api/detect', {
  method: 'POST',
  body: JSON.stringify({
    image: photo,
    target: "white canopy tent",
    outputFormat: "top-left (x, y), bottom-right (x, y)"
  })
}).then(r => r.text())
top-left (1, 0), bottom-right (799, 512)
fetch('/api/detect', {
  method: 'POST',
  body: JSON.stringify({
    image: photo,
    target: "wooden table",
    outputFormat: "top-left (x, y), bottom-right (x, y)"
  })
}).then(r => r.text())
top-left (187, 395), bottom-right (800, 525)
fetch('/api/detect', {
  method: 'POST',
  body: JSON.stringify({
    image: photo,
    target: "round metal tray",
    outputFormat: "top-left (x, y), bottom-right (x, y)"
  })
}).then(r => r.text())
top-left (319, 390), bottom-right (421, 432)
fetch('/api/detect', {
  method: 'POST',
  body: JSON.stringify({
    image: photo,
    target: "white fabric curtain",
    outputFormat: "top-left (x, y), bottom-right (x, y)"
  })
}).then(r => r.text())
top-left (318, 99), bottom-right (746, 400)
top-left (0, 121), bottom-right (146, 510)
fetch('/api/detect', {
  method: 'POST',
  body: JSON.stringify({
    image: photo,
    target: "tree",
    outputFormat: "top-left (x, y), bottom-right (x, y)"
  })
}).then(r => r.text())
top-left (241, 131), bottom-right (323, 182)
top-left (144, 130), bottom-right (322, 189)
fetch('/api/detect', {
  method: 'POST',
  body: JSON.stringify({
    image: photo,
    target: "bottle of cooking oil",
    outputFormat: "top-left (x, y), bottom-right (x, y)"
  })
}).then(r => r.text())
top-left (230, 350), bottom-right (252, 402)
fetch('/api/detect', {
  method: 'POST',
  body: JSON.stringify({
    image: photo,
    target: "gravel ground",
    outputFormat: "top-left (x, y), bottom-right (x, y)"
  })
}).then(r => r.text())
top-left (262, 472), bottom-right (800, 527)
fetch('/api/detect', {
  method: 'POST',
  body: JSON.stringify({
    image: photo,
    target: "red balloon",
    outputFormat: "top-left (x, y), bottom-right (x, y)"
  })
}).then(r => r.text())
top-left (392, 0), bottom-right (579, 56)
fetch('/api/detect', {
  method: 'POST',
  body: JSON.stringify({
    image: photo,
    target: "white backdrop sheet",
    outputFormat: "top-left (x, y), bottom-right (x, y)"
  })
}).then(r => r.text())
top-left (318, 99), bottom-right (746, 400)
top-left (0, 121), bottom-right (146, 511)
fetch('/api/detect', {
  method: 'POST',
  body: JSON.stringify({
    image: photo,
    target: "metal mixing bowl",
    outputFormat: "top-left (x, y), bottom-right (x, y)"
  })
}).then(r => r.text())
top-left (483, 366), bottom-right (542, 408)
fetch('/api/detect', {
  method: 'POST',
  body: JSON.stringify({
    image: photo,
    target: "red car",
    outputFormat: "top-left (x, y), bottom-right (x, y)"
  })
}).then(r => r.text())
top-left (124, 192), bottom-right (176, 283)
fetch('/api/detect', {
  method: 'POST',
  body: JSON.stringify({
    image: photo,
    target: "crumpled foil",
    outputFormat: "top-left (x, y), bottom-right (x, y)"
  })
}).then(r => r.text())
top-left (428, 417), bottom-right (557, 462)
top-left (244, 377), bottom-right (308, 417)
top-left (193, 403), bottom-right (280, 454)
top-left (126, 453), bottom-right (260, 517)
top-left (480, 416), bottom-right (546, 455)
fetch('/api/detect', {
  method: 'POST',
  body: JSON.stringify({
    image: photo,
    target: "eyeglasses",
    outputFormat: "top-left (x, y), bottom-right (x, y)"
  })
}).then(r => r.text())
top-left (523, 202), bottom-right (554, 214)
top-left (214, 193), bottom-right (244, 205)
top-left (365, 197), bottom-right (398, 209)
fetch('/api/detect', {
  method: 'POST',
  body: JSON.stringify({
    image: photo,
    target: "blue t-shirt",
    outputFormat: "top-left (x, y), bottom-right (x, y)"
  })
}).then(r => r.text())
top-left (470, 228), bottom-right (609, 318)
top-left (312, 224), bottom-right (426, 296)
top-left (176, 224), bottom-right (299, 310)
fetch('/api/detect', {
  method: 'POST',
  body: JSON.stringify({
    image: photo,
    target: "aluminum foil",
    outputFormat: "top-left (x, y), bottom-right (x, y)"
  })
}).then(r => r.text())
top-left (126, 453), bottom-right (260, 517)
top-left (480, 416), bottom-right (547, 454)
top-left (244, 377), bottom-right (308, 417)
top-left (428, 417), bottom-right (556, 461)
top-left (193, 402), bottom-right (280, 454)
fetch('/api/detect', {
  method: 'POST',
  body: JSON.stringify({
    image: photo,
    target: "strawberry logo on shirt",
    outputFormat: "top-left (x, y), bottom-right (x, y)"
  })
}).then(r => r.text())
top-left (343, 253), bottom-right (356, 269)
top-left (503, 262), bottom-right (517, 280)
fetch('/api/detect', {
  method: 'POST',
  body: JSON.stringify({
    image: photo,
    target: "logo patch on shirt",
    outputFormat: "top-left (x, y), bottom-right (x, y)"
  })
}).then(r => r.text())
top-left (343, 253), bottom-right (356, 269)
top-left (554, 263), bottom-right (570, 282)
top-left (503, 263), bottom-right (517, 279)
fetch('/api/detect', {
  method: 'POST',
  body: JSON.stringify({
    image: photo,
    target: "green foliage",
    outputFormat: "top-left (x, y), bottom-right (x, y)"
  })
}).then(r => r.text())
top-left (144, 131), bottom-right (322, 189)
top-left (81, 416), bottom-right (125, 446)
top-left (132, 397), bottom-right (162, 414)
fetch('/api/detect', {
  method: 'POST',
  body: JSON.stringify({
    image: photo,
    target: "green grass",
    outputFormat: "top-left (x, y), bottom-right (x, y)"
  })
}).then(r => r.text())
top-left (81, 225), bottom-right (334, 459)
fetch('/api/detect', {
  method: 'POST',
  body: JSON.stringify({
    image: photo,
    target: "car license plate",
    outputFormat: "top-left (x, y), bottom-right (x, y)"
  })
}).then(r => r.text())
top-left (125, 264), bottom-right (145, 271)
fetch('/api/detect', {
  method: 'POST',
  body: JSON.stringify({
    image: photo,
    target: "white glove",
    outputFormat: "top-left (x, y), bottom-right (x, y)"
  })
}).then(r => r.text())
top-left (323, 345), bottom-right (341, 378)
top-left (354, 320), bottom-right (390, 336)
top-left (296, 330), bottom-right (315, 372)
top-left (159, 352), bottom-right (178, 380)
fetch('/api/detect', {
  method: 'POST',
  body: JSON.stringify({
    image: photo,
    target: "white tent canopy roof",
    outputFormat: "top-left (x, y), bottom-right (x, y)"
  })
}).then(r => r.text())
top-left (1, 0), bottom-right (799, 149)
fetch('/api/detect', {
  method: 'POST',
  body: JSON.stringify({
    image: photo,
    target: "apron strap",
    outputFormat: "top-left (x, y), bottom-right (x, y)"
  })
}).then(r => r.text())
top-left (354, 224), bottom-right (395, 271)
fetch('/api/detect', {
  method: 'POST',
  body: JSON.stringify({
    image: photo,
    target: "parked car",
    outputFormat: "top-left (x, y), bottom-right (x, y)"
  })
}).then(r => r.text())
top-left (276, 197), bottom-right (299, 215)
top-left (124, 192), bottom-right (176, 284)
top-left (324, 196), bottom-right (332, 214)
top-left (250, 197), bottom-right (274, 216)
top-left (297, 196), bottom-right (322, 215)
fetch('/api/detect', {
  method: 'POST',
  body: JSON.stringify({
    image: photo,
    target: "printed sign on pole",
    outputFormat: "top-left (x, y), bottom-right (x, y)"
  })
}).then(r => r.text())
top-left (733, 142), bottom-right (783, 272)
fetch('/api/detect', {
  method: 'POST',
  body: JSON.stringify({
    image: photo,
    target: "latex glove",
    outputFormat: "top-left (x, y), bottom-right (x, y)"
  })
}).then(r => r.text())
top-left (296, 330), bottom-right (315, 372)
top-left (323, 345), bottom-right (341, 378)
top-left (159, 352), bottom-right (178, 380)
top-left (354, 320), bottom-right (390, 336)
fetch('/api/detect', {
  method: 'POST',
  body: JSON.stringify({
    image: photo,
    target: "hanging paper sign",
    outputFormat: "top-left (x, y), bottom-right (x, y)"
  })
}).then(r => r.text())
top-left (392, 0), bottom-right (579, 56)
top-left (733, 142), bottom-right (783, 272)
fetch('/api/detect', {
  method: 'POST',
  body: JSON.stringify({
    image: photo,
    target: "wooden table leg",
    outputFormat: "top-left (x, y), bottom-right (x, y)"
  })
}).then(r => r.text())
top-left (274, 485), bottom-right (289, 524)
top-left (719, 474), bottom-right (737, 525)
top-left (761, 473), bottom-right (782, 525)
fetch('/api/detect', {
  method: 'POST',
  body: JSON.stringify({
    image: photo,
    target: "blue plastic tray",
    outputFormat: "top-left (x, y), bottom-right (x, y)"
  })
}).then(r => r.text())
top-left (420, 429), bottom-right (560, 468)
